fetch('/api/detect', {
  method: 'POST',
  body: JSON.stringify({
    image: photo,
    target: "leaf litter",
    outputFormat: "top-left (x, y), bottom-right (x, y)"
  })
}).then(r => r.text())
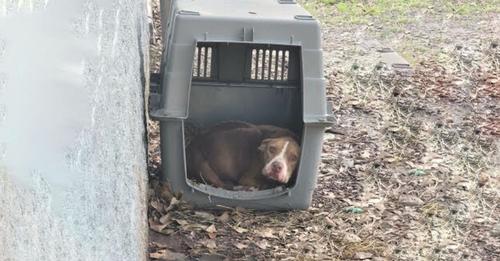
top-left (148, 0), bottom-right (500, 260)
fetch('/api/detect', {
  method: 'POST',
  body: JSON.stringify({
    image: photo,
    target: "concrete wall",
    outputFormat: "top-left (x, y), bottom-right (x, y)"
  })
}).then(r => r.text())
top-left (0, 1), bottom-right (149, 260)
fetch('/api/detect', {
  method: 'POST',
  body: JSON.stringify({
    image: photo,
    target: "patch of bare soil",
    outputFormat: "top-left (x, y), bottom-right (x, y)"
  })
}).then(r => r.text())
top-left (148, 1), bottom-right (499, 260)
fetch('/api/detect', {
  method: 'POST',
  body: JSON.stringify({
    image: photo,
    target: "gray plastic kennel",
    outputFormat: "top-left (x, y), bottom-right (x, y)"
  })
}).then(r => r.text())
top-left (150, 0), bottom-right (332, 210)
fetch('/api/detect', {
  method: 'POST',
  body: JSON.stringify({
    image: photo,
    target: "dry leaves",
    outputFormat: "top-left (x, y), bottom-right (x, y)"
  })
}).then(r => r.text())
top-left (354, 252), bottom-right (374, 260)
top-left (231, 226), bottom-right (248, 234)
top-left (149, 249), bottom-right (187, 261)
top-left (255, 228), bottom-right (277, 239)
top-left (195, 211), bottom-right (215, 221)
top-left (399, 195), bottom-right (424, 206)
top-left (159, 214), bottom-right (171, 225)
top-left (255, 239), bottom-right (269, 250)
top-left (150, 221), bottom-right (168, 233)
top-left (148, 1), bottom-right (500, 260)
top-left (205, 224), bottom-right (217, 234)
top-left (218, 212), bottom-right (230, 222)
top-left (205, 224), bottom-right (217, 239)
top-left (477, 117), bottom-right (500, 136)
top-left (203, 240), bottom-right (217, 249)
top-left (344, 233), bottom-right (362, 243)
top-left (234, 242), bottom-right (248, 250)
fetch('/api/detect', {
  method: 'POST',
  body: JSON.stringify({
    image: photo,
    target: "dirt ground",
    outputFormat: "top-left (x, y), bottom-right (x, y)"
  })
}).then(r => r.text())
top-left (147, 1), bottom-right (499, 260)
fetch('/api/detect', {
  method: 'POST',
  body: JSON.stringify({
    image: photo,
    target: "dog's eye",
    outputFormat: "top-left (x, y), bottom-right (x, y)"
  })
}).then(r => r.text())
top-left (269, 146), bottom-right (277, 154)
top-left (289, 155), bottom-right (298, 162)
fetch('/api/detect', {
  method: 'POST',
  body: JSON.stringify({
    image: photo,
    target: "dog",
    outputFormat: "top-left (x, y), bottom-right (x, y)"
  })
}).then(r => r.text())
top-left (186, 121), bottom-right (301, 190)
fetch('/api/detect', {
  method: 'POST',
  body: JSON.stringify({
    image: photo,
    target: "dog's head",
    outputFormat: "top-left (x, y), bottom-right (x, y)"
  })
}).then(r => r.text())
top-left (258, 137), bottom-right (301, 184)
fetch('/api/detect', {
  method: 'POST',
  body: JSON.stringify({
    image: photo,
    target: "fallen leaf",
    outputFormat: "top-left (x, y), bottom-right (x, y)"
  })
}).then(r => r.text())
top-left (323, 192), bottom-right (336, 200)
top-left (256, 228), bottom-right (277, 239)
top-left (478, 173), bottom-right (489, 187)
top-left (399, 195), bottom-right (424, 206)
top-left (234, 242), bottom-right (248, 249)
top-left (159, 214), bottom-right (171, 225)
top-left (205, 224), bottom-right (217, 234)
top-left (486, 77), bottom-right (498, 84)
top-left (149, 252), bottom-right (164, 259)
top-left (165, 197), bottom-right (180, 212)
top-left (172, 218), bottom-right (188, 226)
top-left (195, 211), bottom-right (215, 221)
top-left (218, 212), bottom-right (230, 222)
top-left (149, 249), bottom-right (187, 261)
top-left (204, 240), bottom-right (217, 249)
top-left (354, 252), bottom-right (373, 260)
top-left (232, 226), bottom-right (248, 234)
top-left (297, 234), bottom-right (308, 242)
top-left (149, 220), bottom-right (168, 233)
top-left (150, 200), bottom-right (164, 212)
top-left (324, 216), bottom-right (335, 227)
top-left (255, 239), bottom-right (269, 250)
top-left (184, 223), bottom-right (208, 231)
top-left (160, 229), bottom-right (176, 235)
top-left (342, 158), bottom-right (355, 168)
top-left (343, 232), bottom-right (362, 243)
top-left (492, 223), bottom-right (500, 237)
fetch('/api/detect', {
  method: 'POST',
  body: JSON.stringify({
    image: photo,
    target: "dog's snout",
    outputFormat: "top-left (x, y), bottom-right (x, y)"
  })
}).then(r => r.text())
top-left (272, 161), bottom-right (283, 172)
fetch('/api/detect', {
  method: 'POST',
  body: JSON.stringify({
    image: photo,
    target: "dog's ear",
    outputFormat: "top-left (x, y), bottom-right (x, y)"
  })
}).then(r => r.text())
top-left (258, 138), bottom-right (272, 151)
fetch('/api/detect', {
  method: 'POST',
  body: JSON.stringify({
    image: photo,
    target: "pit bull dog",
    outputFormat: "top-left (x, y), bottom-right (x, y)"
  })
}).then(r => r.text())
top-left (187, 121), bottom-right (300, 190)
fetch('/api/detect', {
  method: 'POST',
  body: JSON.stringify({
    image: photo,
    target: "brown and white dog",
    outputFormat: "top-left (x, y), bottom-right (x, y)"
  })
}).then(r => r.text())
top-left (187, 121), bottom-right (301, 190)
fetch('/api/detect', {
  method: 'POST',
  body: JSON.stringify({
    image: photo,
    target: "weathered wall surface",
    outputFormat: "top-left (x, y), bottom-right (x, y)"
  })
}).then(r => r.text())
top-left (0, 1), bottom-right (149, 260)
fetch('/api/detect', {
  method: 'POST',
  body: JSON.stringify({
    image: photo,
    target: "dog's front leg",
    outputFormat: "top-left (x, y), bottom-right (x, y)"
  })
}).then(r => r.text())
top-left (199, 161), bottom-right (233, 189)
top-left (238, 170), bottom-right (264, 190)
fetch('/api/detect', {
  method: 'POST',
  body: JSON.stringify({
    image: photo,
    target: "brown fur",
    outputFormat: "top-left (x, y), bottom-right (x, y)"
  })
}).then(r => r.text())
top-left (186, 121), bottom-right (300, 189)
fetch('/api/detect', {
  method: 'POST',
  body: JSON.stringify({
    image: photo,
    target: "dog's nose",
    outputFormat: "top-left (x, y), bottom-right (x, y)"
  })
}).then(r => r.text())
top-left (272, 162), bottom-right (283, 172)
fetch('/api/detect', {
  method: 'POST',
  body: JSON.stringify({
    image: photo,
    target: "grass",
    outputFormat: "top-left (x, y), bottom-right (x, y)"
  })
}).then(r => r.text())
top-left (302, 0), bottom-right (500, 24)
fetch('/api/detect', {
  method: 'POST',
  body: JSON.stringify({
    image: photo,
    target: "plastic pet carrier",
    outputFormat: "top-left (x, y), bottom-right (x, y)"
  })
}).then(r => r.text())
top-left (150, 0), bottom-right (332, 210)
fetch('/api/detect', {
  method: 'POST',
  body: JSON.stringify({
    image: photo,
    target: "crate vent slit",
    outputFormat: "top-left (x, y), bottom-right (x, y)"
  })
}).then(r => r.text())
top-left (193, 45), bottom-right (214, 79)
top-left (250, 47), bottom-right (289, 81)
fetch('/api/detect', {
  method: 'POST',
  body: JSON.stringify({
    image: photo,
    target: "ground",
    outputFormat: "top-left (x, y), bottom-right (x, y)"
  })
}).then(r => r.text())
top-left (147, 1), bottom-right (499, 260)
